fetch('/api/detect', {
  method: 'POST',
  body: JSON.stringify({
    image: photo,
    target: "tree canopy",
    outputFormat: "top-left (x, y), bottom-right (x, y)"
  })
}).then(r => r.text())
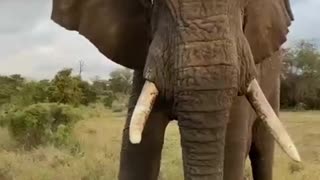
top-left (281, 40), bottom-right (320, 109)
top-left (0, 67), bottom-right (132, 109)
top-left (1, 43), bottom-right (320, 111)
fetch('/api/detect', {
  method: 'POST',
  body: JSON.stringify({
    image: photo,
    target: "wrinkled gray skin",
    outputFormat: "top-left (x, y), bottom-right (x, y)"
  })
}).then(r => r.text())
top-left (51, 0), bottom-right (293, 179)
top-left (119, 51), bottom-right (282, 180)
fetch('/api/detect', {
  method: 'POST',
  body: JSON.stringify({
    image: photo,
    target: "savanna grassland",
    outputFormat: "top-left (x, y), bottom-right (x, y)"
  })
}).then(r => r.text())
top-left (0, 105), bottom-right (319, 180)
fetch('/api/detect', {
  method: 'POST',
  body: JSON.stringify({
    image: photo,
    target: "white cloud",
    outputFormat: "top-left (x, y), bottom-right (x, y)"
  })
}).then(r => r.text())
top-left (0, 0), bottom-right (122, 80)
top-left (0, 0), bottom-right (49, 34)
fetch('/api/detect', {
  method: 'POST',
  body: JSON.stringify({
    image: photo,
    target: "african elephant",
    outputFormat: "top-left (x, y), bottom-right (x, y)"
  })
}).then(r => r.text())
top-left (51, 0), bottom-right (299, 180)
top-left (225, 51), bottom-right (283, 180)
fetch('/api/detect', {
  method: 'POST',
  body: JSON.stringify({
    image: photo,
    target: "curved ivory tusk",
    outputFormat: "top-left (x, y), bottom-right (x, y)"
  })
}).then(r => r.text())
top-left (129, 81), bottom-right (159, 144)
top-left (246, 79), bottom-right (301, 162)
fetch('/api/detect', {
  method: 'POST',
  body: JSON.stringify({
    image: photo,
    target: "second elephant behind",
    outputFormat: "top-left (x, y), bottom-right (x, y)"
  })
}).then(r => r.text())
top-left (225, 51), bottom-right (282, 180)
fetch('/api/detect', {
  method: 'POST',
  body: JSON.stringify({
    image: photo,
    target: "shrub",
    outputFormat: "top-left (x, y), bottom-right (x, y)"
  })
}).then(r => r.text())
top-left (4, 103), bottom-right (81, 149)
top-left (49, 68), bottom-right (83, 106)
top-left (0, 103), bottom-right (18, 127)
top-left (289, 162), bottom-right (304, 174)
top-left (102, 94), bottom-right (115, 108)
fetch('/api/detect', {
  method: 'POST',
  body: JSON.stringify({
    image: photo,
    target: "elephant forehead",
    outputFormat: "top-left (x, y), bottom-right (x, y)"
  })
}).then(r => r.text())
top-left (165, 0), bottom-right (228, 20)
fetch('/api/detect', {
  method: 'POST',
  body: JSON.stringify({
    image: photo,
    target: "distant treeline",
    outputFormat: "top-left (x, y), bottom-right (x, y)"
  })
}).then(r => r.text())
top-left (0, 39), bottom-right (319, 110)
top-left (281, 40), bottom-right (320, 110)
top-left (0, 68), bottom-right (133, 109)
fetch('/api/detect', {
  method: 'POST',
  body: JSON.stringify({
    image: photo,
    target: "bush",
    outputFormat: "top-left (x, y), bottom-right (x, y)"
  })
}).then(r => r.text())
top-left (102, 93), bottom-right (115, 108)
top-left (4, 103), bottom-right (81, 149)
top-left (49, 68), bottom-right (83, 106)
top-left (0, 103), bottom-right (18, 127)
top-left (289, 162), bottom-right (304, 174)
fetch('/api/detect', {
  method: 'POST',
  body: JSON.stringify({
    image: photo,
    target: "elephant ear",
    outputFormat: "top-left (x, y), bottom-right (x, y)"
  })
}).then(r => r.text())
top-left (51, 0), bottom-right (151, 70)
top-left (244, 0), bottom-right (294, 64)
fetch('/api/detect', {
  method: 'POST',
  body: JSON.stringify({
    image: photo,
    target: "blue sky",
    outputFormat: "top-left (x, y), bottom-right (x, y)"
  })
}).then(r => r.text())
top-left (0, 0), bottom-right (318, 80)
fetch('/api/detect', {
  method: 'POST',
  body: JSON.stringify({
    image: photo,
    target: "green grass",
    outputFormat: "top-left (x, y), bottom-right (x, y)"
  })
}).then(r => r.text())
top-left (0, 105), bottom-right (319, 180)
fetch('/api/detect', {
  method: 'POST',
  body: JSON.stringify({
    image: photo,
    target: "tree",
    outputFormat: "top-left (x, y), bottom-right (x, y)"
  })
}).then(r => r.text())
top-left (49, 68), bottom-right (98, 106)
top-left (77, 79), bottom-right (97, 105)
top-left (280, 40), bottom-right (320, 109)
top-left (108, 68), bottom-right (133, 94)
top-left (49, 68), bottom-right (83, 105)
top-left (0, 74), bottom-right (25, 106)
top-left (11, 80), bottom-right (50, 106)
top-left (92, 78), bottom-right (110, 96)
top-left (78, 60), bottom-right (85, 77)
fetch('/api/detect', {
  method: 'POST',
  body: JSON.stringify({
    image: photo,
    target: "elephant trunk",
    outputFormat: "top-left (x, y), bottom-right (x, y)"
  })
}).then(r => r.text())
top-left (176, 87), bottom-right (236, 179)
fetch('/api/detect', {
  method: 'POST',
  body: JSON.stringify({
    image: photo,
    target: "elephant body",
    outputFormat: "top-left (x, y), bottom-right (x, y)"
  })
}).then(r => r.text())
top-left (119, 51), bottom-right (282, 180)
top-left (51, 0), bottom-right (294, 179)
top-left (225, 51), bottom-right (282, 180)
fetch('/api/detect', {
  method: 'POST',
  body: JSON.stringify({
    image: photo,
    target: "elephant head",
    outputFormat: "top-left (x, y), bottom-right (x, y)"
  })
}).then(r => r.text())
top-left (51, 0), bottom-right (299, 179)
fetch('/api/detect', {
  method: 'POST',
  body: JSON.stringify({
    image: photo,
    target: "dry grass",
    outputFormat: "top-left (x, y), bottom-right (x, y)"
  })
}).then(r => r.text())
top-left (0, 105), bottom-right (319, 180)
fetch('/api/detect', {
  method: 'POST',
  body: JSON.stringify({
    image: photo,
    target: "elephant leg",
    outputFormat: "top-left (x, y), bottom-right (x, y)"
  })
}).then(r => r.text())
top-left (119, 71), bottom-right (170, 180)
top-left (249, 118), bottom-right (275, 180)
top-left (224, 96), bottom-right (255, 180)
top-left (249, 84), bottom-right (279, 179)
